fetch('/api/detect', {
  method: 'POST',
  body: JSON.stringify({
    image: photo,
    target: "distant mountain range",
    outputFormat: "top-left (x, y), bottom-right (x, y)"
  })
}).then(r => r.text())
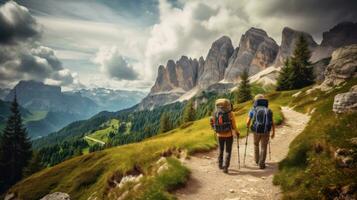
top-left (0, 81), bottom-right (146, 138)
top-left (139, 21), bottom-right (357, 109)
top-left (67, 88), bottom-right (146, 112)
top-left (5, 80), bottom-right (99, 116)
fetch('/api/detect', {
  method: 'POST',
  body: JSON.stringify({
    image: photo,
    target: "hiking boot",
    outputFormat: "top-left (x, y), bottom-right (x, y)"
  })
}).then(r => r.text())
top-left (259, 164), bottom-right (266, 169)
top-left (219, 165), bottom-right (223, 170)
top-left (223, 168), bottom-right (228, 173)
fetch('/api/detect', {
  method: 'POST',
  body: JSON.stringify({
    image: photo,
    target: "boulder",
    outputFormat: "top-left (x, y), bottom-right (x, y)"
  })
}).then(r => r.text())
top-left (198, 36), bottom-right (234, 88)
top-left (274, 27), bottom-right (317, 67)
top-left (334, 148), bottom-right (355, 168)
top-left (320, 44), bottom-right (357, 90)
top-left (40, 192), bottom-right (70, 200)
top-left (224, 28), bottom-right (278, 82)
top-left (333, 85), bottom-right (357, 113)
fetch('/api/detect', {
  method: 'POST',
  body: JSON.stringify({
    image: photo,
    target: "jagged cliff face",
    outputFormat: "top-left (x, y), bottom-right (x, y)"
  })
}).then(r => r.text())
top-left (197, 36), bottom-right (234, 88)
top-left (150, 56), bottom-right (199, 93)
top-left (139, 56), bottom-right (200, 110)
top-left (311, 22), bottom-right (357, 62)
top-left (224, 28), bottom-right (278, 82)
top-left (274, 27), bottom-right (318, 66)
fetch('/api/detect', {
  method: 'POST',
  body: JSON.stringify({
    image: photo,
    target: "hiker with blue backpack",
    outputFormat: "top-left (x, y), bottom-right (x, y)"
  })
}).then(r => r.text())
top-left (246, 94), bottom-right (275, 169)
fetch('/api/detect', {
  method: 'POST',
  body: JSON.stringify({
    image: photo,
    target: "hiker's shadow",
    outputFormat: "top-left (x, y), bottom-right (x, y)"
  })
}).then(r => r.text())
top-left (227, 162), bottom-right (279, 177)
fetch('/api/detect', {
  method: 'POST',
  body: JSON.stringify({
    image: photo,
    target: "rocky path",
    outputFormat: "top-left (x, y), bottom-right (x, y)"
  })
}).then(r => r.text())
top-left (175, 107), bottom-right (310, 200)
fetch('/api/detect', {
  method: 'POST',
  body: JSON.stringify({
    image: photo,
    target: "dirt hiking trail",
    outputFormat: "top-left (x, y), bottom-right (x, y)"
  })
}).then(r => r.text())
top-left (175, 107), bottom-right (310, 200)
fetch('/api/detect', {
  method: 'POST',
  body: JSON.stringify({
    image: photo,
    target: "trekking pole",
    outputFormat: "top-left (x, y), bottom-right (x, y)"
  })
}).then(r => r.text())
top-left (269, 139), bottom-right (271, 161)
top-left (243, 128), bottom-right (249, 166)
top-left (237, 134), bottom-right (240, 169)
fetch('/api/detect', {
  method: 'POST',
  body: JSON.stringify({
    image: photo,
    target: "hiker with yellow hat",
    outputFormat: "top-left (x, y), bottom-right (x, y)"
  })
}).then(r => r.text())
top-left (210, 98), bottom-right (240, 173)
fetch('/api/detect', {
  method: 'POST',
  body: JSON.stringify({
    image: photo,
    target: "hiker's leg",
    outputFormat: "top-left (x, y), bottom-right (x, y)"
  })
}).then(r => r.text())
top-left (253, 134), bottom-right (261, 164)
top-left (218, 137), bottom-right (225, 169)
top-left (259, 134), bottom-right (270, 168)
top-left (224, 136), bottom-right (233, 169)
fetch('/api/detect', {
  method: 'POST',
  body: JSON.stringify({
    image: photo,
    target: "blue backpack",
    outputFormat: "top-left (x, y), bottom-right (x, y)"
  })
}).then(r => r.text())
top-left (250, 99), bottom-right (272, 134)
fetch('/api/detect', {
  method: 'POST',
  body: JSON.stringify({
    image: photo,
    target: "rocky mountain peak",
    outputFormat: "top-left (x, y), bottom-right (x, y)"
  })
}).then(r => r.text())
top-left (311, 22), bottom-right (357, 62)
top-left (246, 27), bottom-right (268, 36)
top-left (6, 80), bottom-right (62, 103)
top-left (150, 56), bottom-right (199, 94)
top-left (274, 27), bottom-right (317, 66)
top-left (223, 27), bottom-right (278, 82)
top-left (321, 22), bottom-right (357, 48)
top-left (198, 35), bottom-right (234, 88)
top-left (212, 35), bottom-right (233, 47)
top-left (5, 80), bottom-right (98, 117)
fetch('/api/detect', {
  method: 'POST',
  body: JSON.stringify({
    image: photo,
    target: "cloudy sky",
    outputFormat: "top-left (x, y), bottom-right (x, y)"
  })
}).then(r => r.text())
top-left (0, 0), bottom-right (356, 91)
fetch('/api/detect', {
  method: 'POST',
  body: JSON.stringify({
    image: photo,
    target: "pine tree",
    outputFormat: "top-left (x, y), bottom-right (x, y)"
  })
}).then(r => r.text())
top-left (0, 94), bottom-right (32, 193)
top-left (159, 112), bottom-right (171, 133)
top-left (276, 59), bottom-right (292, 91)
top-left (290, 34), bottom-right (315, 89)
top-left (182, 100), bottom-right (196, 123)
top-left (236, 69), bottom-right (252, 103)
top-left (276, 35), bottom-right (315, 91)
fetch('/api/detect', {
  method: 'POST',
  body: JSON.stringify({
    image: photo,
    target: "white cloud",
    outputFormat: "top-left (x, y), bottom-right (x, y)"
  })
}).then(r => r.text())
top-left (94, 46), bottom-right (139, 81)
top-left (0, 1), bottom-right (82, 89)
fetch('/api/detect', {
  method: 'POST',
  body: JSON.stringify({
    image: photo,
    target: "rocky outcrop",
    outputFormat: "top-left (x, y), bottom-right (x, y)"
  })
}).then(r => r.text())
top-left (205, 83), bottom-right (235, 94)
top-left (274, 27), bottom-right (318, 66)
top-left (137, 91), bottom-right (184, 110)
top-left (311, 57), bottom-right (331, 83)
top-left (150, 56), bottom-right (198, 93)
top-left (311, 22), bottom-right (357, 62)
top-left (40, 192), bottom-right (70, 200)
top-left (224, 28), bottom-right (279, 82)
top-left (333, 85), bottom-right (357, 113)
top-left (248, 66), bottom-right (281, 85)
top-left (198, 36), bottom-right (234, 88)
top-left (320, 44), bottom-right (357, 90)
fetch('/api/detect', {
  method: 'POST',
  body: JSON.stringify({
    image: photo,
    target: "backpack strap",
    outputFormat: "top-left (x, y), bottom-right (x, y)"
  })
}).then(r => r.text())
top-left (263, 107), bottom-right (268, 133)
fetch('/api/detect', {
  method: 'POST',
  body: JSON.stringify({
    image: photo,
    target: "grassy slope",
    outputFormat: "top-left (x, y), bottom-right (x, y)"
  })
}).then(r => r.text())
top-left (86, 119), bottom-right (120, 143)
top-left (274, 79), bottom-right (357, 199)
top-left (9, 93), bottom-right (286, 200)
